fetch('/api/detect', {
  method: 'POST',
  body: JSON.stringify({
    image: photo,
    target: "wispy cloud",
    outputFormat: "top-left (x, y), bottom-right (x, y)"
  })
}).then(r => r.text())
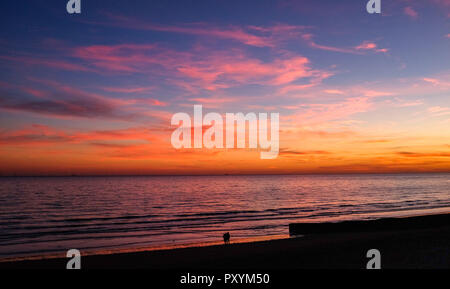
top-left (428, 106), bottom-right (450, 116)
top-left (301, 34), bottom-right (388, 54)
top-left (89, 13), bottom-right (389, 57)
top-left (72, 43), bottom-right (332, 92)
top-left (101, 86), bottom-right (154, 94)
top-left (404, 6), bottom-right (419, 19)
top-left (301, 33), bottom-right (356, 54)
top-left (284, 96), bottom-right (374, 127)
top-left (0, 80), bottom-right (169, 120)
top-left (0, 89), bottom-right (121, 119)
top-left (91, 13), bottom-right (307, 48)
top-left (0, 55), bottom-right (94, 73)
top-left (0, 124), bottom-right (167, 146)
top-left (354, 41), bottom-right (389, 53)
top-left (396, 151), bottom-right (450, 158)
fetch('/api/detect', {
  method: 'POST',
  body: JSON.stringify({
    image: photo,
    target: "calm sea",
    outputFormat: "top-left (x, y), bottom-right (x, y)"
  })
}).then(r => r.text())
top-left (0, 174), bottom-right (449, 260)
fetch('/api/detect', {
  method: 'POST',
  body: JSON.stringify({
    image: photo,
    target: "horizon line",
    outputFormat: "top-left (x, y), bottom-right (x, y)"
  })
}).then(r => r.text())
top-left (1, 171), bottom-right (449, 177)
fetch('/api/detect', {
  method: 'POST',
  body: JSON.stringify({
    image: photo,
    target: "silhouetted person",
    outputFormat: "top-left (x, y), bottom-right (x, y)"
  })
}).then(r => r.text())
top-left (223, 232), bottom-right (230, 244)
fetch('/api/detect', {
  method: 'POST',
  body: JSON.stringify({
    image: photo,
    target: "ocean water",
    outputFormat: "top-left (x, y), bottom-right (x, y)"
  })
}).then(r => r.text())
top-left (0, 174), bottom-right (449, 260)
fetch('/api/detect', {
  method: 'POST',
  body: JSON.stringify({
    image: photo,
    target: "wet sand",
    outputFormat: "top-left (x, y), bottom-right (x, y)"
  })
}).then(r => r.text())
top-left (1, 213), bottom-right (449, 269)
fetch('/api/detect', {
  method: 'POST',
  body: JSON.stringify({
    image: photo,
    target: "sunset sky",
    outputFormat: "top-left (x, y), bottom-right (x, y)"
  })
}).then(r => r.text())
top-left (0, 0), bottom-right (449, 175)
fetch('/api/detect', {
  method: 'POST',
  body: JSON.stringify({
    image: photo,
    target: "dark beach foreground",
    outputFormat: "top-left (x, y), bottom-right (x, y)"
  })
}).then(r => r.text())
top-left (1, 213), bottom-right (449, 269)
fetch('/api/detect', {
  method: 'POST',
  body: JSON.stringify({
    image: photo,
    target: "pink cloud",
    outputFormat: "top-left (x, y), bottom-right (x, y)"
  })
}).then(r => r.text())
top-left (423, 77), bottom-right (450, 87)
top-left (22, 87), bottom-right (47, 98)
top-left (428, 106), bottom-right (450, 116)
top-left (362, 90), bottom-right (394, 97)
top-left (355, 42), bottom-right (377, 50)
top-left (0, 55), bottom-right (93, 73)
top-left (393, 98), bottom-right (424, 107)
top-left (285, 96), bottom-right (374, 126)
top-left (92, 13), bottom-right (388, 57)
top-left (187, 97), bottom-right (238, 108)
top-left (101, 86), bottom-right (154, 94)
top-left (72, 43), bottom-right (331, 92)
top-left (301, 35), bottom-right (388, 55)
top-left (279, 71), bottom-right (333, 94)
top-left (323, 89), bottom-right (345, 95)
top-left (423, 78), bottom-right (440, 85)
top-left (354, 41), bottom-right (389, 53)
top-left (72, 44), bottom-right (165, 73)
top-left (132, 98), bottom-right (168, 107)
top-left (95, 13), bottom-right (277, 47)
top-left (89, 13), bottom-right (393, 60)
top-left (404, 6), bottom-right (419, 19)
top-left (301, 33), bottom-right (356, 54)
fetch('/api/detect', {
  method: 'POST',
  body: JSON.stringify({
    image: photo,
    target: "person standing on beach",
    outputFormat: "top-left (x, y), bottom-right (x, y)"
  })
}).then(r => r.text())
top-left (223, 232), bottom-right (230, 244)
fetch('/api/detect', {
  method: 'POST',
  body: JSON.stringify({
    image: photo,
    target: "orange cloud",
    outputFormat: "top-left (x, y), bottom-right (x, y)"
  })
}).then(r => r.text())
top-left (0, 125), bottom-right (167, 146)
top-left (396, 151), bottom-right (450, 158)
top-left (285, 96), bottom-right (374, 126)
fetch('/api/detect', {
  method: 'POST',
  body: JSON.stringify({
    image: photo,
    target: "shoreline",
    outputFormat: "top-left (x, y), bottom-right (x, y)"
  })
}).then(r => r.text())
top-left (1, 213), bottom-right (449, 269)
top-left (0, 234), bottom-right (290, 264)
top-left (3, 208), bottom-right (448, 264)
